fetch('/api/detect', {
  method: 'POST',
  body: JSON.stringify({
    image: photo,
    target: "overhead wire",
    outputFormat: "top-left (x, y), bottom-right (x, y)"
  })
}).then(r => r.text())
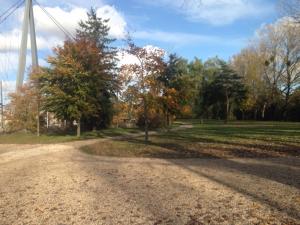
top-left (1, 0), bottom-right (75, 101)
top-left (33, 0), bottom-right (75, 40)
top-left (0, 0), bottom-right (25, 26)
top-left (0, 0), bottom-right (24, 101)
top-left (0, 0), bottom-right (23, 20)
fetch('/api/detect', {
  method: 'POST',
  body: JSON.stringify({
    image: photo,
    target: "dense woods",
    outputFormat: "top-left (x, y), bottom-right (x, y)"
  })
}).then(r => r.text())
top-left (6, 8), bottom-right (300, 137)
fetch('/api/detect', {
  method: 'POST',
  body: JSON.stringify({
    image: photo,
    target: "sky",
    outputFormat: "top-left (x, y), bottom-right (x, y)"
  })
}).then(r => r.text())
top-left (0, 0), bottom-right (279, 97)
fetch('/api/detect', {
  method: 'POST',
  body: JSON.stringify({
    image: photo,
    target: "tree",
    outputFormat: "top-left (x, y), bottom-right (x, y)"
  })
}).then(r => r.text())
top-left (203, 60), bottom-right (247, 123)
top-left (33, 9), bottom-right (118, 136)
top-left (287, 88), bottom-right (300, 121)
top-left (120, 42), bottom-right (165, 141)
top-left (232, 47), bottom-right (268, 119)
top-left (6, 79), bottom-right (40, 133)
top-left (76, 8), bottom-right (118, 129)
top-left (279, 0), bottom-right (300, 23)
top-left (277, 20), bottom-right (300, 118)
top-left (263, 20), bottom-right (300, 118)
top-left (234, 19), bottom-right (300, 120)
top-left (35, 39), bottom-right (98, 137)
top-left (196, 57), bottom-right (222, 119)
top-left (159, 54), bottom-right (189, 126)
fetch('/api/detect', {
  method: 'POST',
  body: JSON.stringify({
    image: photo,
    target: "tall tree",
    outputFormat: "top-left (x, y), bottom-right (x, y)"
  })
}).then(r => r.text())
top-left (232, 47), bottom-right (267, 119)
top-left (218, 62), bottom-right (247, 123)
top-left (277, 20), bottom-right (300, 118)
top-left (120, 42), bottom-right (165, 141)
top-left (159, 54), bottom-right (186, 125)
top-left (34, 9), bottom-right (118, 136)
top-left (204, 60), bottom-right (247, 123)
top-left (196, 57), bottom-right (222, 118)
top-left (35, 40), bottom-right (98, 137)
top-left (236, 19), bottom-right (300, 119)
top-left (76, 8), bottom-right (118, 129)
top-left (6, 79), bottom-right (40, 133)
top-left (279, 0), bottom-right (300, 23)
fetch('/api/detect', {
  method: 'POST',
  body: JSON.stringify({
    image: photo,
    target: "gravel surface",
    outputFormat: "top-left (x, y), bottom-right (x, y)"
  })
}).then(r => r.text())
top-left (0, 142), bottom-right (299, 225)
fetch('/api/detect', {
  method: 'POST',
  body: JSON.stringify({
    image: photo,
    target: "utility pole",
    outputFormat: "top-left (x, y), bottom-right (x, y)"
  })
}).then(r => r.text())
top-left (17, 0), bottom-right (38, 89)
top-left (0, 80), bottom-right (3, 131)
top-left (17, 0), bottom-right (40, 136)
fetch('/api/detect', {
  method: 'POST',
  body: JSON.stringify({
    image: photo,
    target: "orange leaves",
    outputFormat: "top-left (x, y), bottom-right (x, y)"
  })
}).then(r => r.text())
top-left (6, 82), bottom-right (39, 132)
top-left (161, 88), bottom-right (180, 109)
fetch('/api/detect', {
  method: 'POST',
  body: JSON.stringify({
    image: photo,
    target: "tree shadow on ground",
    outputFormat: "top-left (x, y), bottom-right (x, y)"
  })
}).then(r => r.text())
top-left (117, 137), bottom-right (300, 190)
top-left (73, 154), bottom-right (189, 224)
top-left (169, 158), bottom-right (300, 222)
top-left (75, 148), bottom-right (300, 223)
top-left (77, 123), bottom-right (300, 222)
top-left (155, 130), bottom-right (300, 158)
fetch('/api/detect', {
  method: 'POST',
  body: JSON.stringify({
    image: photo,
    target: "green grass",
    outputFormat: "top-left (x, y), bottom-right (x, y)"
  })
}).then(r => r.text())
top-left (82, 120), bottom-right (300, 158)
top-left (0, 127), bottom-right (140, 144)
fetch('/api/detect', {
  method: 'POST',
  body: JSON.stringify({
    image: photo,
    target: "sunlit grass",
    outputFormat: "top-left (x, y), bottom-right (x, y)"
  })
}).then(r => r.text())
top-left (82, 120), bottom-right (300, 158)
top-left (0, 127), bottom-right (140, 144)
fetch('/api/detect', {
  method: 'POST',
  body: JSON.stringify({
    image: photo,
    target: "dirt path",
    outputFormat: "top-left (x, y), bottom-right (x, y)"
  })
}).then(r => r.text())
top-left (0, 136), bottom-right (299, 224)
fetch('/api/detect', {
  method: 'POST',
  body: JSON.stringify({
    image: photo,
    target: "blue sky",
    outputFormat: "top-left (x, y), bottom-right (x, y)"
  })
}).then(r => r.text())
top-left (0, 0), bottom-right (278, 96)
top-left (115, 0), bottom-right (277, 60)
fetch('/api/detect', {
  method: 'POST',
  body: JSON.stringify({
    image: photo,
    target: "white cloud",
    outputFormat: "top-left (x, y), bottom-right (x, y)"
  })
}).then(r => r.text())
top-left (2, 81), bottom-right (16, 103)
top-left (5, 0), bottom-right (106, 10)
top-left (3, 81), bottom-right (15, 93)
top-left (134, 30), bottom-right (215, 45)
top-left (32, 6), bottom-right (86, 38)
top-left (31, 5), bottom-right (126, 40)
top-left (133, 30), bottom-right (246, 47)
top-left (117, 45), bottom-right (166, 66)
top-left (140, 0), bottom-right (273, 25)
top-left (0, 29), bottom-right (63, 52)
top-left (0, 29), bottom-right (21, 52)
top-left (0, 52), bottom-right (21, 102)
top-left (0, 4), bottom-right (126, 52)
top-left (0, 52), bottom-right (21, 74)
top-left (96, 5), bottom-right (127, 39)
top-left (117, 51), bottom-right (139, 66)
top-left (0, 4), bottom-right (127, 83)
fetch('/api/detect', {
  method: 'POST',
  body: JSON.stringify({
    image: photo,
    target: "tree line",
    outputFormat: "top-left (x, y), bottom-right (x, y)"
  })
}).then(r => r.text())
top-left (5, 7), bottom-right (300, 138)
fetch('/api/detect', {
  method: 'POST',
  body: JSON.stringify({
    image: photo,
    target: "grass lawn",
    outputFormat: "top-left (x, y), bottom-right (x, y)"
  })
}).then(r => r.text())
top-left (81, 120), bottom-right (300, 158)
top-left (0, 127), bottom-right (140, 144)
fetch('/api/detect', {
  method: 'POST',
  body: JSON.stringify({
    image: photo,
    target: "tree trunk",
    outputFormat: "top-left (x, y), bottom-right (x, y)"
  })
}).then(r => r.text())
top-left (283, 50), bottom-right (291, 120)
top-left (200, 117), bottom-right (203, 124)
top-left (37, 100), bottom-right (40, 137)
top-left (144, 97), bottom-right (149, 142)
top-left (77, 119), bottom-right (81, 137)
top-left (283, 77), bottom-right (291, 120)
top-left (166, 110), bottom-right (170, 130)
top-left (254, 109), bottom-right (258, 120)
top-left (261, 102), bottom-right (267, 120)
top-left (225, 95), bottom-right (229, 124)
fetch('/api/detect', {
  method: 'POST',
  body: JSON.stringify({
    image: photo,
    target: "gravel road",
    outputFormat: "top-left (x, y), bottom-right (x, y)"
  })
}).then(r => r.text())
top-left (0, 141), bottom-right (299, 225)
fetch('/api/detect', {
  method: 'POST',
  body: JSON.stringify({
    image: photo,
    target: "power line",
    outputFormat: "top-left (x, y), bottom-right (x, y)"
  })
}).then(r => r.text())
top-left (0, 0), bottom-right (23, 20)
top-left (33, 0), bottom-right (75, 40)
top-left (0, 80), bottom-right (3, 130)
top-left (0, 0), bottom-right (25, 26)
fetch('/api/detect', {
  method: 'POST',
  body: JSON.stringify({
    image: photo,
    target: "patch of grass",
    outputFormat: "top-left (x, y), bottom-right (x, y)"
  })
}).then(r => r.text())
top-left (0, 132), bottom-right (77, 144)
top-left (81, 120), bottom-right (300, 158)
top-left (0, 127), bottom-right (140, 144)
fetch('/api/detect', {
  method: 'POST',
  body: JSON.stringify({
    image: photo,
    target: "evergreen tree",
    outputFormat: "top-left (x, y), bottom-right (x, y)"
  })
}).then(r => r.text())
top-left (199, 60), bottom-right (247, 122)
top-left (212, 61), bottom-right (247, 123)
top-left (76, 8), bottom-right (118, 129)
